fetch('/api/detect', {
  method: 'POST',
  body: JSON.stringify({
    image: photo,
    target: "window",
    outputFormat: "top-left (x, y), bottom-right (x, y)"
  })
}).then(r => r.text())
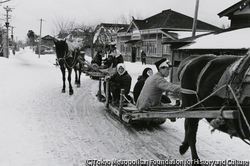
top-left (120, 42), bottom-right (131, 54)
top-left (162, 44), bottom-right (171, 55)
top-left (142, 40), bottom-right (157, 56)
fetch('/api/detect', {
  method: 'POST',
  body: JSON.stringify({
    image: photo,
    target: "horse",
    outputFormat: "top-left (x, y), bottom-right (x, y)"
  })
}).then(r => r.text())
top-left (177, 54), bottom-right (250, 165)
top-left (54, 39), bottom-right (82, 95)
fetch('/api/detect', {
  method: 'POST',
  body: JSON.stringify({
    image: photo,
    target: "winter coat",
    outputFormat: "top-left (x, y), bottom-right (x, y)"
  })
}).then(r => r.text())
top-left (113, 54), bottom-right (124, 68)
top-left (133, 68), bottom-right (152, 103)
top-left (102, 54), bottom-right (124, 69)
top-left (110, 71), bottom-right (132, 96)
top-left (103, 55), bottom-right (114, 68)
top-left (91, 52), bottom-right (102, 66)
top-left (136, 72), bottom-right (181, 111)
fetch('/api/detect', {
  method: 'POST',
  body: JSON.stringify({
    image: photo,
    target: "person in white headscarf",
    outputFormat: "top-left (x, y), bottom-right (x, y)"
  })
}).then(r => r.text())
top-left (105, 63), bottom-right (132, 105)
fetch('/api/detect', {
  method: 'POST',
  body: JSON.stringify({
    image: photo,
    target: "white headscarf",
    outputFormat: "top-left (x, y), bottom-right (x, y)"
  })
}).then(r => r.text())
top-left (115, 49), bottom-right (121, 57)
top-left (117, 63), bottom-right (126, 75)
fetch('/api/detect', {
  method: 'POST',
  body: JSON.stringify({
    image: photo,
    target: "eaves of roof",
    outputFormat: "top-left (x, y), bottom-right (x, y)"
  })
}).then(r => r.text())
top-left (162, 32), bottom-right (213, 44)
top-left (218, 0), bottom-right (250, 18)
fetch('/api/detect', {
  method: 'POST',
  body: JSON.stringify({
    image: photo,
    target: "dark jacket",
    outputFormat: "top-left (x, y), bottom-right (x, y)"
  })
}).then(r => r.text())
top-left (133, 68), bottom-right (152, 103)
top-left (91, 52), bottom-right (102, 66)
top-left (110, 71), bottom-right (131, 96)
top-left (113, 54), bottom-right (124, 67)
top-left (103, 55), bottom-right (114, 68)
top-left (102, 54), bottom-right (124, 68)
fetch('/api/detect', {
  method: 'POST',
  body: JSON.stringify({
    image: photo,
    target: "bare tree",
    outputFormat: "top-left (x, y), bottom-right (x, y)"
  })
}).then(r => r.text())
top-left (114, 11), bottom-right (144, 24)
top-left (52, 16), bottom-right (76, 37)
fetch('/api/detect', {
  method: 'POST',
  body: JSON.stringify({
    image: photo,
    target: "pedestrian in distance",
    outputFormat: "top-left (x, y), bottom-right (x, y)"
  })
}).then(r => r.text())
top-left (141, 50), bottom-right (146, 65)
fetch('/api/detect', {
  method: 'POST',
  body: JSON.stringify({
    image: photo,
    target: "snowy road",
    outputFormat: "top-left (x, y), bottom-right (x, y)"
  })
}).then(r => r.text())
top-left (0, 48), bottom-right (249, 166)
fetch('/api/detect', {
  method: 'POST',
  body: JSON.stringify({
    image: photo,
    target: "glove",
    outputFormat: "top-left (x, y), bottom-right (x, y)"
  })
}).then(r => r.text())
top-left (104, 75), bottom-right (111, 81)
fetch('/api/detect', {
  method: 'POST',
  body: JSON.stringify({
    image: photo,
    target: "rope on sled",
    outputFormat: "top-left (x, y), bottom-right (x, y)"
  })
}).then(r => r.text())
top-left (228, 85), bottom-right (250, 137)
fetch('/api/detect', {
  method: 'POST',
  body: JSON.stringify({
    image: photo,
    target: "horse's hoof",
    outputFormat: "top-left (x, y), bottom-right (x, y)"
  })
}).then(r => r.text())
top-left (69, 90), bottom-right (74, 95)
top-left (77, 84), bottom-right (81, 88)
top-left (61, 89), bottom-right (66, 93)
top-left (179, 143), bottom-right (189, 155)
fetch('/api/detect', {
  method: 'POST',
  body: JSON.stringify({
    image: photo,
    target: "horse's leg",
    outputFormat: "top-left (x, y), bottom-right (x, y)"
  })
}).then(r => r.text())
top-left (77, 62), bottom-right (82, 88)
top-left (74, 64), bottom-right (78, 84)
top-left (186, 118), bottom-right (201, 166)
top-left (67, 67), bottom-right (74, 95)
top-left (74, 63), bottom-right (81, 88)
top-left (179, 119), bottom-right (190, 155)
top-left (59, 64), bottom-right (66, 93)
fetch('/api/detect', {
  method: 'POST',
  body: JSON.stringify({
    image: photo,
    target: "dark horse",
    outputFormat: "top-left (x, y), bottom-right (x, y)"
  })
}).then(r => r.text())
top-left (54, 39), bottom-right (82, 95)
top-left (178, 54), bottom-right (250, 165)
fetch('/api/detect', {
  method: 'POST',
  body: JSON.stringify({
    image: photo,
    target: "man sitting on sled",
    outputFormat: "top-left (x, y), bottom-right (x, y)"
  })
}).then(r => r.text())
top-left (136, 58), bottom-right (181, 111)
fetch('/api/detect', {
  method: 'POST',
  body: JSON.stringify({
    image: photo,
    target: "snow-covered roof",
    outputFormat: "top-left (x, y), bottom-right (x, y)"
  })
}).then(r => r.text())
top-left (168, 31), bottom-right (208, 39)
top-left (179, 27), bottom-right (250, 50)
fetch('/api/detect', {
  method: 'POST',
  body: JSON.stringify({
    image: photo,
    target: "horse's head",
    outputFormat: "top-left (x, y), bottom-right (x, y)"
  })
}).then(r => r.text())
top-left (54, 39), bottom-right (68, 59)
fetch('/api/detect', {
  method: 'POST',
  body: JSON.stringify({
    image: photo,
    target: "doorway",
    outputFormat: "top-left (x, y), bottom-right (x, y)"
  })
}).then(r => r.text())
top-left (131, 47), bottom-right (136, 62)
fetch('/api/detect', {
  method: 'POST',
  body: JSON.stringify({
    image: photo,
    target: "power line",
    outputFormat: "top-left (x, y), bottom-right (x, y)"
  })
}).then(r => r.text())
top-left (38, 18), bottom-right (45, 58)
top-left (3, 5), bottom-right (14, 58)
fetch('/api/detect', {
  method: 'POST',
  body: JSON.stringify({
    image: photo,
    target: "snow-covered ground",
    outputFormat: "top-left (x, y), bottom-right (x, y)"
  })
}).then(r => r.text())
top-left (0, 48), bottom-right (249, 166)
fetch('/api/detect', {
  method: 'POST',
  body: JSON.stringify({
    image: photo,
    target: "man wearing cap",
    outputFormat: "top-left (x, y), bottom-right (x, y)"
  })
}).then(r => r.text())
top-left (136, 58), bottom-right (181, 111)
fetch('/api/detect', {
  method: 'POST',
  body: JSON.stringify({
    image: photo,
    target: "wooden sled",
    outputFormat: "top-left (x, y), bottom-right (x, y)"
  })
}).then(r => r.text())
top-left (97, 78), bottom-right (240, 126)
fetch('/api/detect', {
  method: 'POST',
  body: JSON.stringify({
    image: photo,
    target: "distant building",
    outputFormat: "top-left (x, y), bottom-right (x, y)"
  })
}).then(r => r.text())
top-left (116, 9), bottom-right (221, 64)
top-left (35, 35), bottom-right (55, 54)
top-left (94, 23), bottom-right (129, 53)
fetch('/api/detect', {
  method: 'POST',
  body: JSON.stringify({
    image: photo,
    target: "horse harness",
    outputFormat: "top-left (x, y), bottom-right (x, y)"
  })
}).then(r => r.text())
top-left (180, 55), bottom-right (250, 104)
top-left (180, 54), bottom-right (250, 143)
top-left (57, 47), bottom-right (79, 69)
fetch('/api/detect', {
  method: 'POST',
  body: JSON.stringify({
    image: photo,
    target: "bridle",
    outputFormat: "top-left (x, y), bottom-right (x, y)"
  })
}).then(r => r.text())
top-left (56, 44), bottom-right (78, 69)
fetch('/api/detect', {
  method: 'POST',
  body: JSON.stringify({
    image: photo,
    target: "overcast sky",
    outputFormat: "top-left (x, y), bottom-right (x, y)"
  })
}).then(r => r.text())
top-left (0, 0), bottom-right (240, 41)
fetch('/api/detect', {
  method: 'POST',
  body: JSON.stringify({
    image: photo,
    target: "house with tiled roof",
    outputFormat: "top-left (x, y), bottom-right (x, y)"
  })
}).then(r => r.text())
top-left (116, 9), bottom-right (221, 64)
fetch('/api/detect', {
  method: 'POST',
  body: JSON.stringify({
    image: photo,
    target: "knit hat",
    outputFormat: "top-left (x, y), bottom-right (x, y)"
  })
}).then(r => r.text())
top-left (155, 58), bottom-right (173, 70)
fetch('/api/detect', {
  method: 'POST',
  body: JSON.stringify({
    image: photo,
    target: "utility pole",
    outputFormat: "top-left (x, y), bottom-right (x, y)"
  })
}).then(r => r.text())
top-left (4, 5), bottom-right (13, 58)
top-left (38, 19), bottom-right (45, 58)
top-left (192, 0), bottom-right (199, 37)
top-left (11, 26), bottom-right (15, 50)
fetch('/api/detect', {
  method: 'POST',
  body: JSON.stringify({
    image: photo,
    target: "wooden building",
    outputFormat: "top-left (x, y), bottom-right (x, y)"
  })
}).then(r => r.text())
top-left (35, 35), bottom-right (55, 54)
top-left (218, 0), bottom-right (250, 29)
top-left (94, 23), bottom-right (129, 53)
top-left (169, 0), bottom-right (250, 83)
top-left (116, 9), bottom-right (221, 64)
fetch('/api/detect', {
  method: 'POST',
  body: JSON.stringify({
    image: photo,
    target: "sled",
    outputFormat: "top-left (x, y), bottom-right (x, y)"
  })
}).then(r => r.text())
top-left (80, 60), bottom-right (116, 80)
top-left (97, 78), bottom-right (241, 125)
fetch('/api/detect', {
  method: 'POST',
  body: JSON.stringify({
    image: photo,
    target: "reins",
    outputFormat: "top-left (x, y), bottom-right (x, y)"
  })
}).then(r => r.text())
top-left (57, 49), bottom-right (79, 69)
